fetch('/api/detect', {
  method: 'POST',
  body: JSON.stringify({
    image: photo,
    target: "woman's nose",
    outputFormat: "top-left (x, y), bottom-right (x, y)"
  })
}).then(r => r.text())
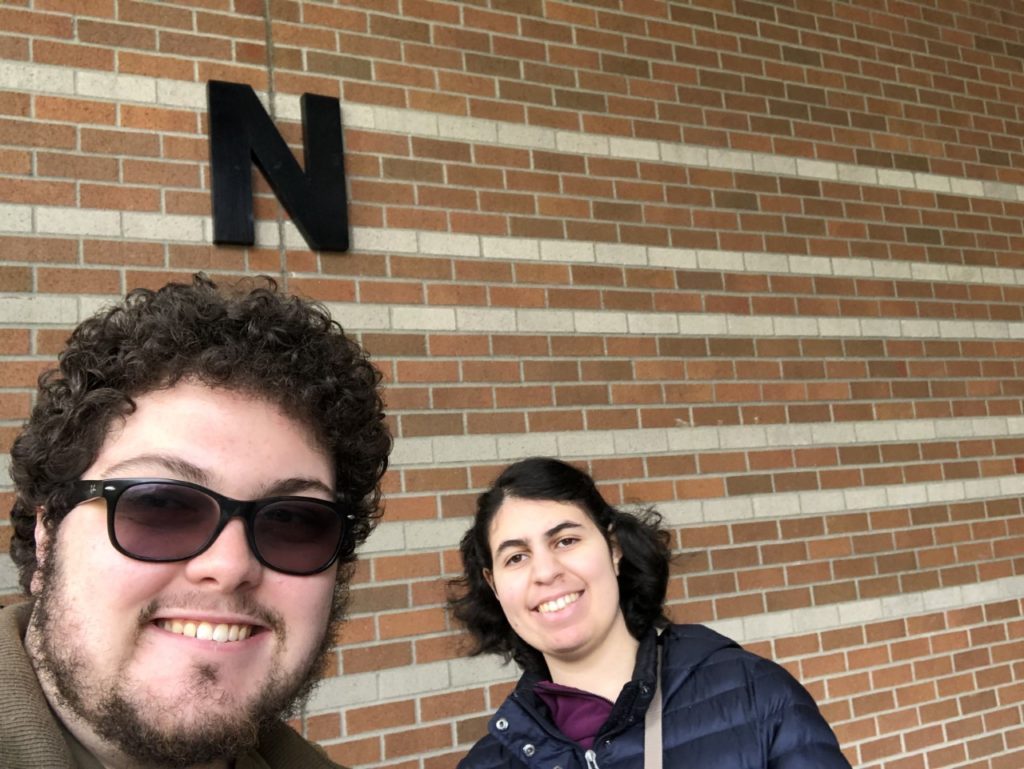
top-left (531, 549), bottom-right (563, 583)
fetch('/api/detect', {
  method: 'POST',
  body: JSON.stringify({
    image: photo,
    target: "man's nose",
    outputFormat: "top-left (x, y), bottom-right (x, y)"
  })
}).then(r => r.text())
top-left (183, 518), bottom-right (263, 591)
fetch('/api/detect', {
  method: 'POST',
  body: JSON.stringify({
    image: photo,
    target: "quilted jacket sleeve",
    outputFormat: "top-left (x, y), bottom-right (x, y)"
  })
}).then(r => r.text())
top-left (757, 659), bottom-right (852, 769)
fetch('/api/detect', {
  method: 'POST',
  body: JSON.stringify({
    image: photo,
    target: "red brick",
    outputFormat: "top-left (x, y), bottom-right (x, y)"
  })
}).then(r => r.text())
top-left (346, 700), bottom-right (416, 734)
top-left (341, 641), bottom-right (411, 674)
top-left (384, 724), bottom-right (452, 758)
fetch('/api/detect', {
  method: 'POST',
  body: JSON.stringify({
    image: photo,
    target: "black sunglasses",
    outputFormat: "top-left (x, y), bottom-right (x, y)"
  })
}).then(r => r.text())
top-left (68, 478), bottom-right (353, 576)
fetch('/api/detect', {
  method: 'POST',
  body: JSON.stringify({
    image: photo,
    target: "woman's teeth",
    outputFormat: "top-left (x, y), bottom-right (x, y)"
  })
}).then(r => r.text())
top-left (538, 592), bottom-right (581, 614)
top-left (157, 619), bottom-right (253, 643)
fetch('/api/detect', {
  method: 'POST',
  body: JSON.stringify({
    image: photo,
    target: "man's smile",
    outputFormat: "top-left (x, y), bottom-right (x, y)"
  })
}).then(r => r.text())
top-left (155, 619), bottom-right (257, 643)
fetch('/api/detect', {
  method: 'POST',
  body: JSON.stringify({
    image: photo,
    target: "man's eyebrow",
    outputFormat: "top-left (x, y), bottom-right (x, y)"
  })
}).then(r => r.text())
top-left (262, 477), bottom-right (335, 499)
top-left (493, 520), bottom-right (584, 559)
top-left (100, 455), bottom-right (334, 499)
top-left (101, 454), bottom-right (209, 485)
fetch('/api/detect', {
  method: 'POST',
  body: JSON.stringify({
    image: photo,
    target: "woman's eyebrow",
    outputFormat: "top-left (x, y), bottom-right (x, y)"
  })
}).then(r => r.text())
top-left (493, 537), bottom-right (528, 559)
top-left (494, 520), bottom-right (585, 558)
top-left (545, 521), bottom-right (583, 538)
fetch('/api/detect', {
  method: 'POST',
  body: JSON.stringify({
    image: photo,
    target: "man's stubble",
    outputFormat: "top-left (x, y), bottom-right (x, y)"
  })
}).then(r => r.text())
top-left (25, 532), bottom-right (348, 768)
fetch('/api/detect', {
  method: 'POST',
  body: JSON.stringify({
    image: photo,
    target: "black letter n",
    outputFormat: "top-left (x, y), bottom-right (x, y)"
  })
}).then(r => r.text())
top-left (207, 80), bottom-right (349, 252)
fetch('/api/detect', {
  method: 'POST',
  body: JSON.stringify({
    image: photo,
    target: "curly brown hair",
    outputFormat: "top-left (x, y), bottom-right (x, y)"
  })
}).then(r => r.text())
top-left (9, 274), bottom-right (391, 593)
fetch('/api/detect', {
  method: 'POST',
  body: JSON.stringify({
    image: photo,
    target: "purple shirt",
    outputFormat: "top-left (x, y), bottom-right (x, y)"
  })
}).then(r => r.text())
top-left (534, 680), bottom-right (614, 750)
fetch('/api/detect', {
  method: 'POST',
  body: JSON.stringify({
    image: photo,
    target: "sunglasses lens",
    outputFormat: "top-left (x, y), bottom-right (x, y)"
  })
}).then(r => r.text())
top-left (113, 483), bottom-right (220, 560)
top-left (253, 501), bottom-right (343, 575)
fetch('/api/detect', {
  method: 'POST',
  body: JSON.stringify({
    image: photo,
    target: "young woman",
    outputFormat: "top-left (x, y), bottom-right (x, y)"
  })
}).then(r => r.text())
top-left (450, 457), bottom-right (852, 769)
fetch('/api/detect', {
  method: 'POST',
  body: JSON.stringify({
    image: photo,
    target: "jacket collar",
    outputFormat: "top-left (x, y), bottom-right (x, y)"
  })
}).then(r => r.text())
top-left (501, 623), bottom-right (663, 746)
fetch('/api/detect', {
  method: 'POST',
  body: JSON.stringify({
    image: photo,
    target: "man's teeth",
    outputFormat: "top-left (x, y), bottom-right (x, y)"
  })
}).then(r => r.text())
top-left (538, 592), bottom-right (581, 614)
top-left (157, 619), bottom-right (253, 643)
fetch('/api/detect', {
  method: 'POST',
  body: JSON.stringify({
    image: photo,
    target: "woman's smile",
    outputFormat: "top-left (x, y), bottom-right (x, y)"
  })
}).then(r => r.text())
top-left (535, 591), bottom-right (582, 614)
top-left (488, 498), bottom-right (636, 668)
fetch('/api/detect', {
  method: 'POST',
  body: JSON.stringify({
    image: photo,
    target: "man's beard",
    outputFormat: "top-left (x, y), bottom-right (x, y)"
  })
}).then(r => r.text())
top-left (26, 539), bottom-right (348, 768)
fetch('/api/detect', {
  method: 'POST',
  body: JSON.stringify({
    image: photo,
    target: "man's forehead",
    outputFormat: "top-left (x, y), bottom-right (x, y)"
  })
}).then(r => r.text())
top-left (79, 383), bottom-right (335, 494)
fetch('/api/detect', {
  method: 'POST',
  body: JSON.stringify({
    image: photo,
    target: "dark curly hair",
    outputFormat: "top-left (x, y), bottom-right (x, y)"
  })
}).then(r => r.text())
top-left (449, 456), bottom-right (671, 675)
top-left (9, 274), bottom-right (391, 594)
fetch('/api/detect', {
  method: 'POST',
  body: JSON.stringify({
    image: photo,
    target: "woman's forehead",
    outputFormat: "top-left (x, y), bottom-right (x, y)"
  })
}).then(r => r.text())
top-left (488, 497), bottom-right (596, 542)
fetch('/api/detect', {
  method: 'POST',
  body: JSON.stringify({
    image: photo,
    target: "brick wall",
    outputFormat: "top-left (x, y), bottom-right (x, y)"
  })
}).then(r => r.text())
top-left (1, 2), bottom-right (1023, 768)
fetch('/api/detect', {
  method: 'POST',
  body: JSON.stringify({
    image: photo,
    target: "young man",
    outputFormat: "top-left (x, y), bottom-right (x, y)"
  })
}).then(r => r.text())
top-left (2, 275), bottom-right (392, 769)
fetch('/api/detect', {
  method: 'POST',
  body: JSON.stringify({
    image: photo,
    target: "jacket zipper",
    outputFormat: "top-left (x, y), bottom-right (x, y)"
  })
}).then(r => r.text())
top-left (585, 750), bottom-right (599, 769)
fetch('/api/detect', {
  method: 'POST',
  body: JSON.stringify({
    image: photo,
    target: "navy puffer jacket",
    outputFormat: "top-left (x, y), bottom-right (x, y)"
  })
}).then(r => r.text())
top-left (458, 624), bottom-right (852, 769)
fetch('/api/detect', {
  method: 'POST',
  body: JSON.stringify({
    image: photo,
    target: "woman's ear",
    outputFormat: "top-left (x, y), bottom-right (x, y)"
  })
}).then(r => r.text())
top-left (609, 529), bottom-right (622, 576)
top-left (483, 568), bottom-right (496, 595)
